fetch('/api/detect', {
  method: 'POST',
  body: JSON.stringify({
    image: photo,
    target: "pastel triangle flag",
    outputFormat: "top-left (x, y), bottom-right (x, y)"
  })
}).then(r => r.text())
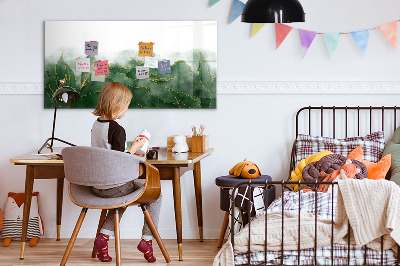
top-left (323, 33), bottom-right (341, 58)
top-left (209, 0), bottom-right (220, 7)
top-left (275, 23), bottom-right (293, 49)
top-left (378, 21), bottom-right (398, 50)
top-left (298, 29), bottom-right (317, 58)
top-left (251, 23), bottom-right (266, 38)
top-left (229, 0), bottom-right (245, 24)
top-left (351, 29), bottom-right (370, 55)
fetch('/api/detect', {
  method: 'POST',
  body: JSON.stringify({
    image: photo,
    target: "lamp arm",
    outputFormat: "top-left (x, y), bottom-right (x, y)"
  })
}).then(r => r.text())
top-left (50, 106), bottom-right (57, 148)
top-left (37, 106), bottom-right (76, 154)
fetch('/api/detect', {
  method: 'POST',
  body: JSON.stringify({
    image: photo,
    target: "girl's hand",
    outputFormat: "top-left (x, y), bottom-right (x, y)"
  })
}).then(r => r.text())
top-left (134, 148), bottom-right (149, 157)
top-left (129, 137), bottom-right (147, 154)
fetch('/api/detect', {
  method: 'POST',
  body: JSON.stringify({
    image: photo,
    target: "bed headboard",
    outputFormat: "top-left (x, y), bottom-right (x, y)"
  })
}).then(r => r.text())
top-left (290, 106), bottom-right (400, 179)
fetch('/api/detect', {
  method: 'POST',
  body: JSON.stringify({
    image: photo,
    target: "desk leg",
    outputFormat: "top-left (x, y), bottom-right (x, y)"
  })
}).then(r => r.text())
top-left (56, 178), bottom-right (64, 241)
top-left (20, 165), bottom-right (35, 259)
top-left (172, 167), bottom-right (183, 261)
top-left (193, 161), bottom-right (203, 242)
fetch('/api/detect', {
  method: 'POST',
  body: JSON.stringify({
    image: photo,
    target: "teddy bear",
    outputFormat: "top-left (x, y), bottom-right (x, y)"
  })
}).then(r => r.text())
top-left (172, 135), bottom-right (189, 153)
top-left (1, 192), bottom-right (44, 247)
top-left (229, 159), bottom-right (261, 179)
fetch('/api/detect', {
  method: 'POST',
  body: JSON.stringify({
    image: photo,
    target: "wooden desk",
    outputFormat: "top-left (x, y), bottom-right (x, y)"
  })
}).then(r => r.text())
top-left (10, 147), bottom-right (213, 261)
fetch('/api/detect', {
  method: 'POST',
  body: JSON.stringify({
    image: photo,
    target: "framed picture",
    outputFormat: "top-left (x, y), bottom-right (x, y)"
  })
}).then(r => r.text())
top-left (44, 21), bottom-right (217, 109)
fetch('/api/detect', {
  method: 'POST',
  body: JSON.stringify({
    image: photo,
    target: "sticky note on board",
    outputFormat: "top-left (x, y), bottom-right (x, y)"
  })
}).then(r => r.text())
top-left (85, 41), bottom-right (99, 55)
top-left (138, 42), bottom-right (154, 57)
top-left (136, 66), bottom-right (150, 79)
top-left (158, 60), bottom-right (171, 74)
top-left (76, 58), bottom-right (91, 72)
top-left (91, 69), bottom-right (105, 82)
top-left (144, 57), bottom-right (158, 68)
top-left (94, 60), bottom-right (109, 76)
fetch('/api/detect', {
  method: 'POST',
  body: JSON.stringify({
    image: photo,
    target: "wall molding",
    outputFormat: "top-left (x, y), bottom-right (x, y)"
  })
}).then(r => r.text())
top-left (218, 81), bottom-right (400, 94)
top-left (1, 81), bottom-right (400, 95)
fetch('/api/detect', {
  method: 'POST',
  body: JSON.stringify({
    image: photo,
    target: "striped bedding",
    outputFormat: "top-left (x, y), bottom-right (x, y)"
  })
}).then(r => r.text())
top-left (234, 191), bottom-right (397, 265)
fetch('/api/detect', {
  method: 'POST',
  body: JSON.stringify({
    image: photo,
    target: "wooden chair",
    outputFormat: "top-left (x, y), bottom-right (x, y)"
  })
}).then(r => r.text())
top-left (60, 146), bottom-right (171, 265)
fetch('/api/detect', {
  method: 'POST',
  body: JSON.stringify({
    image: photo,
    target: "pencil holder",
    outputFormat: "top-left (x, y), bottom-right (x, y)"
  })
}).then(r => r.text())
top-left (191, 135), bottom-right (209, 153)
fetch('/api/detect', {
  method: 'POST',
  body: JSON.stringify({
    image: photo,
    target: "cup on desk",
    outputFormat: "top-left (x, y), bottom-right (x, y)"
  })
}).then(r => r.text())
top-left (146, 150), bottom-right (158, 160)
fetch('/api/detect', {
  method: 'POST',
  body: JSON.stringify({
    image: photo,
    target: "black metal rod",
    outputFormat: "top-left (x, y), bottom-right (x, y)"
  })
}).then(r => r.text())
top-left (309, 106), bottom-right (311, 135)
top-left (345, 106), bottom-right (348, 138)
top-left (50, 106), bottom-right (57, 148)
top-left (333, 106), bottom-right (336, 138)
top-left (370, 107), bottom-right (373, 134)
top-left (331, 183), bottom-right (334, 265)
top-left (281, 181), bottom-right (284, 266)
top-left (381, 236), bottom-right (384, 265)
top-left (264, 180), bottom-right (268, 266)
top-left (321, 106), bottom-right (324, 136)
top-left (347, 220), bottom-right (351, 265)
top-left (363, 245), bottom-right (367, 266)
top-left (247, 181), bottom-right (252, 264)
top-left (314, 181), bottom-right (317, 266)
top-left (357, 106), bottom-right (360, 136)
top-left (298, 180), bottom-right (301, 266)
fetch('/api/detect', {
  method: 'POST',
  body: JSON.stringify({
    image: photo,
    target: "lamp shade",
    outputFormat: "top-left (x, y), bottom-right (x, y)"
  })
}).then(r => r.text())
top-left (241, 0), bottom-right (305, 23)
top-left (52, 83), bottom-right (80, 108)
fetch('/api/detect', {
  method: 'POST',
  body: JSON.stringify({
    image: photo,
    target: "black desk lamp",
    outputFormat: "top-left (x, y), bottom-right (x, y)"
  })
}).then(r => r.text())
top-left (38, 79), bottom-right (80, 154)
top-left (241, 0), bottom-right (305, 23)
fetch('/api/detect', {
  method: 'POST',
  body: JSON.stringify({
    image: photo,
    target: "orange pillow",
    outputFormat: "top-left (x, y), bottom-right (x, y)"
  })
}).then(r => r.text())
top-left (347, 146), bottom-right (391, 180)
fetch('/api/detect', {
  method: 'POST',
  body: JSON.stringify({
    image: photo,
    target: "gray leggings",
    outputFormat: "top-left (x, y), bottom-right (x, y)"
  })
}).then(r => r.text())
top-left (92, 180), bottom-right (162, 240)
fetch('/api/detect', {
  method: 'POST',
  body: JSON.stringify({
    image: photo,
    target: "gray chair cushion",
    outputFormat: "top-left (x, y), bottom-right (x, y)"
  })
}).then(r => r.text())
top-left (69, 180), bottom-right (145, 208)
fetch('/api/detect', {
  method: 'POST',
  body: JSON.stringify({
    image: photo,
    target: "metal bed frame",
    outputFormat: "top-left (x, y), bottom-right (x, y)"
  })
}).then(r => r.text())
top-left (230, 106), bottom-right (400, 266)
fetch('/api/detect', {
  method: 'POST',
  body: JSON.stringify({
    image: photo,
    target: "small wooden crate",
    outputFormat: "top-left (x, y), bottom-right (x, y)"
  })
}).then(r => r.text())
top-left (191, 135), bottom-right (209, 153)
top-left (167, 135), bottom-right (192, 151)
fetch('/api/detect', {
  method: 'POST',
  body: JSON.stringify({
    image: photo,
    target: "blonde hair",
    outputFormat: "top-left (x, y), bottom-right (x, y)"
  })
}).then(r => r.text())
top-left (93, 82), bottom-right (133, 120)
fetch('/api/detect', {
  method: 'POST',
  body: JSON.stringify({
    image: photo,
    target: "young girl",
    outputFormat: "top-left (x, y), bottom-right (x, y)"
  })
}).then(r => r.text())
top-left (91, 82), bottom-right (162, 263)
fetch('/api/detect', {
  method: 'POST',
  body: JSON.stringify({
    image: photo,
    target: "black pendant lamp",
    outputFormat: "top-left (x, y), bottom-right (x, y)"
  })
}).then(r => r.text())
top-left (242, 0), bottom-right (305, 23)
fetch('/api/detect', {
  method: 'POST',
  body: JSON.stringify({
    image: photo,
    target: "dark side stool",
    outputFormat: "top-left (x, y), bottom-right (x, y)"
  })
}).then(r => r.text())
top-left (215, 175), bottom-right (275, 248)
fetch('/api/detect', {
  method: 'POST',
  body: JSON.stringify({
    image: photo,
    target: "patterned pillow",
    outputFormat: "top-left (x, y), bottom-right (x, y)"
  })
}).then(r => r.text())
top-left (294, 131), bottom-right (385, 166)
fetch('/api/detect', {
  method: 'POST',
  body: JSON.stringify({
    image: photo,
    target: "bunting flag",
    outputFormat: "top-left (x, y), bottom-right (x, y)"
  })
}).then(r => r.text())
top-left (378, 21), bottom-right (398, 50)
top-left (209, 0), bottom-right (220, 7)
top-left (275, 23), bottom-right (293, 49)
top-left (251, 23), bottom-right (266, 38)
top-left (298, 29), bottom-right (317, 58)
top-left (323, 33), bottom-right (341, 58)
top-left (351, 29), bottom-right (370, 55)
top-left (229, 0), bottom-right (245, 24)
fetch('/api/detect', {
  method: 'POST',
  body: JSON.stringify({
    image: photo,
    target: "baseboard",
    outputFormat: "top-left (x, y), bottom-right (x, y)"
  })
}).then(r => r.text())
top-left (45, 228), bottom-right (222, 239)
top-left (2, 81), bottom-right (400, 95)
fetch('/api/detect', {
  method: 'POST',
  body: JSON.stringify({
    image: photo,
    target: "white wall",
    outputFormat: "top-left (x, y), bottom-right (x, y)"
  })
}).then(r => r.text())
top-left (1, 0), bottom-right (400, 239)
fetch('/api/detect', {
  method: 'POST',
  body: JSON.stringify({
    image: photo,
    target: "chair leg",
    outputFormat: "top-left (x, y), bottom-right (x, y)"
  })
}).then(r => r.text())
top-left (92, 209), bottom-right (108, 258)
top-left (217, 211), bottom-right (230, 248)
top-left (60, 208), bottom-right (88, 266)
top-left (141, 205), bottom-right (171, 263)
top-left (114, 209), bottom-right (121, 266)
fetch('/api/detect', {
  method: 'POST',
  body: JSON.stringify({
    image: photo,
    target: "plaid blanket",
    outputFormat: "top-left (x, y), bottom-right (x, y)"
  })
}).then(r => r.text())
top-left (234, 191), bottom-right (397, 265)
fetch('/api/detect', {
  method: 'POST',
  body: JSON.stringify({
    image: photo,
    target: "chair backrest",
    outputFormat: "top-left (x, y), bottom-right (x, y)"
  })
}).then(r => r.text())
top-left (62, 146), bottom-right (145, 188)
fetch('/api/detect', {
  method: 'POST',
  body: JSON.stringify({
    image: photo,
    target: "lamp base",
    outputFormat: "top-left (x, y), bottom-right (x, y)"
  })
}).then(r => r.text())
top-left (38, 137), bottom-right (76, 154)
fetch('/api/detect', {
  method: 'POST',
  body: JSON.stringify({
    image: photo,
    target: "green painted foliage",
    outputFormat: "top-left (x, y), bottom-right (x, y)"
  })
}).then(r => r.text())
top-left (44, 51), bottom-right (216, 109)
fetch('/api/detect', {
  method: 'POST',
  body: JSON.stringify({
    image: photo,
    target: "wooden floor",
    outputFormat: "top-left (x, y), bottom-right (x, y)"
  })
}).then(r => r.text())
top-left (0, 239), bottom-right (221, 265)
